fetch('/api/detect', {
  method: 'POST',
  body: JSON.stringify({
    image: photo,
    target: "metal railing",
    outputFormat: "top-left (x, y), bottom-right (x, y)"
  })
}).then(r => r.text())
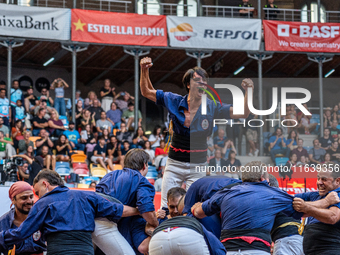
top-left (325, 11), bottom-right (340, 23)
top-left (82, 0), bottom-right (131, 13)
top-left (1, 0), bottom-right (67, 7)
top-left (202, 5), bottom-right (255, 18)
top-left (139, 2), bottom-right (193, 16)
top-left (263, 8), bottom-right (313, 22)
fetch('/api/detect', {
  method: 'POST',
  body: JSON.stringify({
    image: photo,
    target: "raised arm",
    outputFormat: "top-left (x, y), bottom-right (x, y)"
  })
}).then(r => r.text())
top-left (140, 57), bottom-right (156, 103)
top-left (229, 79), bottom-right (254, 119)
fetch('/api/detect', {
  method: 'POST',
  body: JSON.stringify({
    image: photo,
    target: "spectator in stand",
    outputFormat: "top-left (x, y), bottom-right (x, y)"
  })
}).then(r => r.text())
top-left (144, 140), bottom-right (155, 165)
top-left (149, 125), bottom-right (164, 150)
top-left (89, 181), bottom-right (97, 189)
top-left (246, 113), bottom-right (259, 157)
top-left (38, 88), bottom-right (54, 107)
top-left (91, 136), bottom-right (114, 171)
top-left (102, 128), bottom-right (110, 144)
top-left (297, 103), bottom-right (317, 134)
top-left (291, 138), bottom-right (309, 162)
top-left (0, 88), bottom-right (11, 127)
top-left (85, 91), bottom-right (101, 109)
top-left (18, 131), bottom-right (34, 154)
top-left (56, 134), bottom-right (71, 162)
top-left (24, 86), bottom-right (39, 113)
top-left (0, 131), bottom-right (15, 160)
top-left (208, 148), bottom-right (227, 176)
top-left (50, 78), bottom-right (68, 116)
top-left (106, 102), bottom-right (122, 131)
top-left (121, 141), bottom-right (131, 157)
top-left (75, 100), bottom-right (84, 130)
top-left (283, 153), bottom-right (297, 180)
top-left (332, 104), bottom-right (339, 122)
top-left (296, 155), bottom-right (307, 166)
top-left (12, 120), bottom-right (24, 149)
top-left (264, 0), bottom-right (279, 20)
top-left (225, 151), bottom-right (241, 179)
top-left (100, 79), bottom-right (116, 112)
top-left (222, 139), bottom-right (237, 160)
top-left (36, 145), bottom-right (56, 171)
top-left (96, 111), bottom-right (112, 135)
top-left (63, 121), bottom-right (85, 151)
top-left (10, 80), bottom-right (24, 107)
top-left (154, 169), bottom-right (163, 192)
top-left (239, 0), bottom-right (254, 17)
top-left (113, 91), bottom-right (134, 111)
top-left (89, 99), bottom-right (104, 122)
top-left (324, 108), bottom-right (333, 129)
top-left (82, 124), bottom-right (97, 153)
top-left (122, 102), bottom-right (142, 130)
top-left (269, 127), bottom-right (290, 163)
top-left (36, 129), bottom-right (53, 155)
top-left (116, 123), bottom-right (132, 144)
top-left (155, 140), bottom-right (168, 157)
top-left (322, 153), bottom-right (333, 164)
top-left (80, 109), bottom-right (93, 131)
top-left (319, 128), bottom-right (333, 150)
top-left (32, 108), bottom-right (48, 136)
top-left (326, 140), bottom-right (340, 164)
top-left (107, 135), bottom-right (121, 165)
top-left (132, 127), bottom-right (148, 148)
top-left (66, 90), bottom-right (84, 116)
top-left (34, 99), bottom-right (53, 119)
top-left (214, 128), bottom-right (227, 154)
top-left (286, 130), bottom-right (299, 151)
top-left (0, 117), bottom-right (9, 138)
top-left (14, 99), bottom-right (25, 123)
top-left (207, 134), bottom-right (214, 160)
top-left (309, 139), bottom-right (326, 167)
top-left (329, 120), bottom-right (340, 142)
top-left (25, 145), bottom-right (34, 160)
top-left (48, 109), bottom-right (66, 138)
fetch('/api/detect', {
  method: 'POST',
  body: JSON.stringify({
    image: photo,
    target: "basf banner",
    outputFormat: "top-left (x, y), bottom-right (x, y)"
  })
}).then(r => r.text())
top-left (0, 3), bottom-right (70, 40)
top-left (264, 20), bottom-right (340, 52)
top-left (71, 9), bottom-right (167, 47)
top-left (167, 16), bottom-right (261, 50)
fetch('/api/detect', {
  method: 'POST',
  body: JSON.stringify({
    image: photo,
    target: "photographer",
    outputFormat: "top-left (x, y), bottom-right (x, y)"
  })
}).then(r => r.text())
top-left (12, 154), bottom-right (43, 185)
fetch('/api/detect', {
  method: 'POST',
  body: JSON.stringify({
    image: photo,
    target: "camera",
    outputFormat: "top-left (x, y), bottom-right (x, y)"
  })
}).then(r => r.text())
top-left (0, 157), bottom-right (24, 184)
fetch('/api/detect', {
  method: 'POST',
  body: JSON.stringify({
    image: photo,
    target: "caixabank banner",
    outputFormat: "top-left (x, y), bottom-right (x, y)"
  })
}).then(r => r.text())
top-left (71, 9), bottom-right (167, 46)
top-left (264, 20), bottom-right (340, 52)
top-left (0, 3), bottom-right (70, 40)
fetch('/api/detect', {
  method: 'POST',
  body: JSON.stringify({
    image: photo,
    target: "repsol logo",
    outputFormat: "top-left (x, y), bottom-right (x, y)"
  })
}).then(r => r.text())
top-left (0, 15), bottom-right (58, 30)
top-left (204, 30), bottom-right (259, 40)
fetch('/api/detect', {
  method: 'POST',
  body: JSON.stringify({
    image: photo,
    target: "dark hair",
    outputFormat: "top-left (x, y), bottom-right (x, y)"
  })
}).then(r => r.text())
top-left (0, 80), bottom-right (6, 86)
top-left (268, 174), bottom-right (279, 188)
top-left (143, 140), bottom-right (151, 149)
top-left (33, 170), bottom-right (64, 186)
top-left (333, 140), bottom-right (339, 145)
top-left (12, 80), bottom-right (19, 84)
top-left (123, 140), bottom-right (130, 145)
top-left (128, 102), bottom-right (134, 107)
top-left (135, 127), bottom-right (144, 136)
top-left (228, 150), bottom-right (236, 161)
top-left (15, 120), bottom-right (23, 133)
top-left (57, 134), bottom-right (67, 146)
top-left (167, 187), bottom-right (186, 201)
top-left (182, 67), bottom-right (208, 92)
top-left (152, 125), bottom-right (162, 136)
top-left (287, 130), bottom-right (297, 140)
top-left (124, 149), bottom-right (149, 170)
top-left (273, 127), bottom-right (283, 136)
top-left (290, 153), bottom-right (297, 161)
top-left (0, 88), bottom-right (6, 93)
top-left (98, 135), bottom-right (105, 141)
top-left (38, 108), bottom-right (45, 114)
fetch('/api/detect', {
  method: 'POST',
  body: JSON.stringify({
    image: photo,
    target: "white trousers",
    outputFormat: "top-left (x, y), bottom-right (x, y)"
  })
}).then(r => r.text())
top-left (227, 250), bottom-right (271, 255)
top-left (0, 144), bottom-right (16, 160)
top-left (102, 98), bottom-right (113, 112)
top-left (149, 228), bottom-right (210, 255)
top-left (273, 235), bottom-right (304, 255)
top-left (92, 218), bottom-right (135, 255)
top-left (161, 158), bottom-right (206, 208)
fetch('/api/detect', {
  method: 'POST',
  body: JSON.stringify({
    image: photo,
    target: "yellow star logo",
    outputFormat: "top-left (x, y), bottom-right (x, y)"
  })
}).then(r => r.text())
top-left (287, 181), bottom-right (305, 189)
top-left (73, 19), bottom-right (86, 32)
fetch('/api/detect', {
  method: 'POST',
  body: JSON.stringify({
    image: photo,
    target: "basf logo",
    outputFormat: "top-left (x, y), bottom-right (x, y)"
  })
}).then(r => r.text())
top-left (169, 23), bottom-right (197, 41)
top-left (277, 24), bottom-right (340, 38)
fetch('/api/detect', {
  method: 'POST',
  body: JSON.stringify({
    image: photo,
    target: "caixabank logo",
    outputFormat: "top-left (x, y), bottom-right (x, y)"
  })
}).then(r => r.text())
top-left (201, 84), bottom-right (312, 128)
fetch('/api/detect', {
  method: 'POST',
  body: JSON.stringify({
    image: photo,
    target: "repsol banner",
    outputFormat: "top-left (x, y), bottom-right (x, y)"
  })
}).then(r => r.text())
top-left (264, 20), bottom-right (340, 52)
top-left (167, 16), bottom-right (261, 50)
top-left (0, 4), bottom-right (70, 40)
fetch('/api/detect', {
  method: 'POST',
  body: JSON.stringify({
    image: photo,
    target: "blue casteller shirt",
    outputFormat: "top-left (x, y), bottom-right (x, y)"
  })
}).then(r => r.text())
top-left (268, 136), bottom-right (287, 150)
top-left (0, 208), bottom-right (46, 254)
top-left (295, 187), bottom-right (340, 227)
top-left (96, 168), bottom-right (155, 214)
top-left (63, 130), bottom-right (80, 145)
top-left (202, 181), bottom-right (303, 231)
top-left (0, 186), bottom-right (124, 252)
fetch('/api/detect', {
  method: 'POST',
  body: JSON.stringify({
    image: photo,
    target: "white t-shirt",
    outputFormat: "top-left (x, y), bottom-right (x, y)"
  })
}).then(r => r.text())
top-left (149, 134), bottom-right (161, 148)
top-left (145, 149), bottom-right (155, 163)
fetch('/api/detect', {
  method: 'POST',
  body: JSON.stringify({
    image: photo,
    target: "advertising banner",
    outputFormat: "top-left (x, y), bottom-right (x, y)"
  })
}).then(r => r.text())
top-left (0, 3), bottom-right (70, 40)
top-left (167, 16), bottom-right (261, 50)
top-left (71, 9), bottom-right (167, 46)
top-left (264, 20), bottom-right (340, 52)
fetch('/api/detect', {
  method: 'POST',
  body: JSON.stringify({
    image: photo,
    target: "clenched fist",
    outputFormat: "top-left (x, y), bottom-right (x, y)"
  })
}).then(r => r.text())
top-left (156, 209), bottom-right (166, 219)
top-left (241, 78), bottom-right (254, 91)
top-left (325, 191), bottom-right (340, 206)
top-left (140, 57), bottom-right (153, 70)
top-left (293, 197), bottom-right (307, 212)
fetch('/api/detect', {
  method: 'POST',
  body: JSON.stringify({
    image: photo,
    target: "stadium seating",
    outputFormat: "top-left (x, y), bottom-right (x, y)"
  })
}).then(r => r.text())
top-left (90, 164), bottom-right (107, 178)
top-left (59, 115), bottom-right (69, 129)
top-left (275, 157), bottom-right (289, 166)
top-left (29, 136), bottom-right (41, 150)
top-left (55, 162), bottom-right (71, 175)
top-left (73, 162), bottom-right (90, 176)
top-left (71, 154), bottom-right (87, 163)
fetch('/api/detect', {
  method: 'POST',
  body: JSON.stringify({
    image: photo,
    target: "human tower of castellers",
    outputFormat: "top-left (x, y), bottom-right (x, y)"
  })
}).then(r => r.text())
top-left (0, 58), bottom-right (338, 255)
